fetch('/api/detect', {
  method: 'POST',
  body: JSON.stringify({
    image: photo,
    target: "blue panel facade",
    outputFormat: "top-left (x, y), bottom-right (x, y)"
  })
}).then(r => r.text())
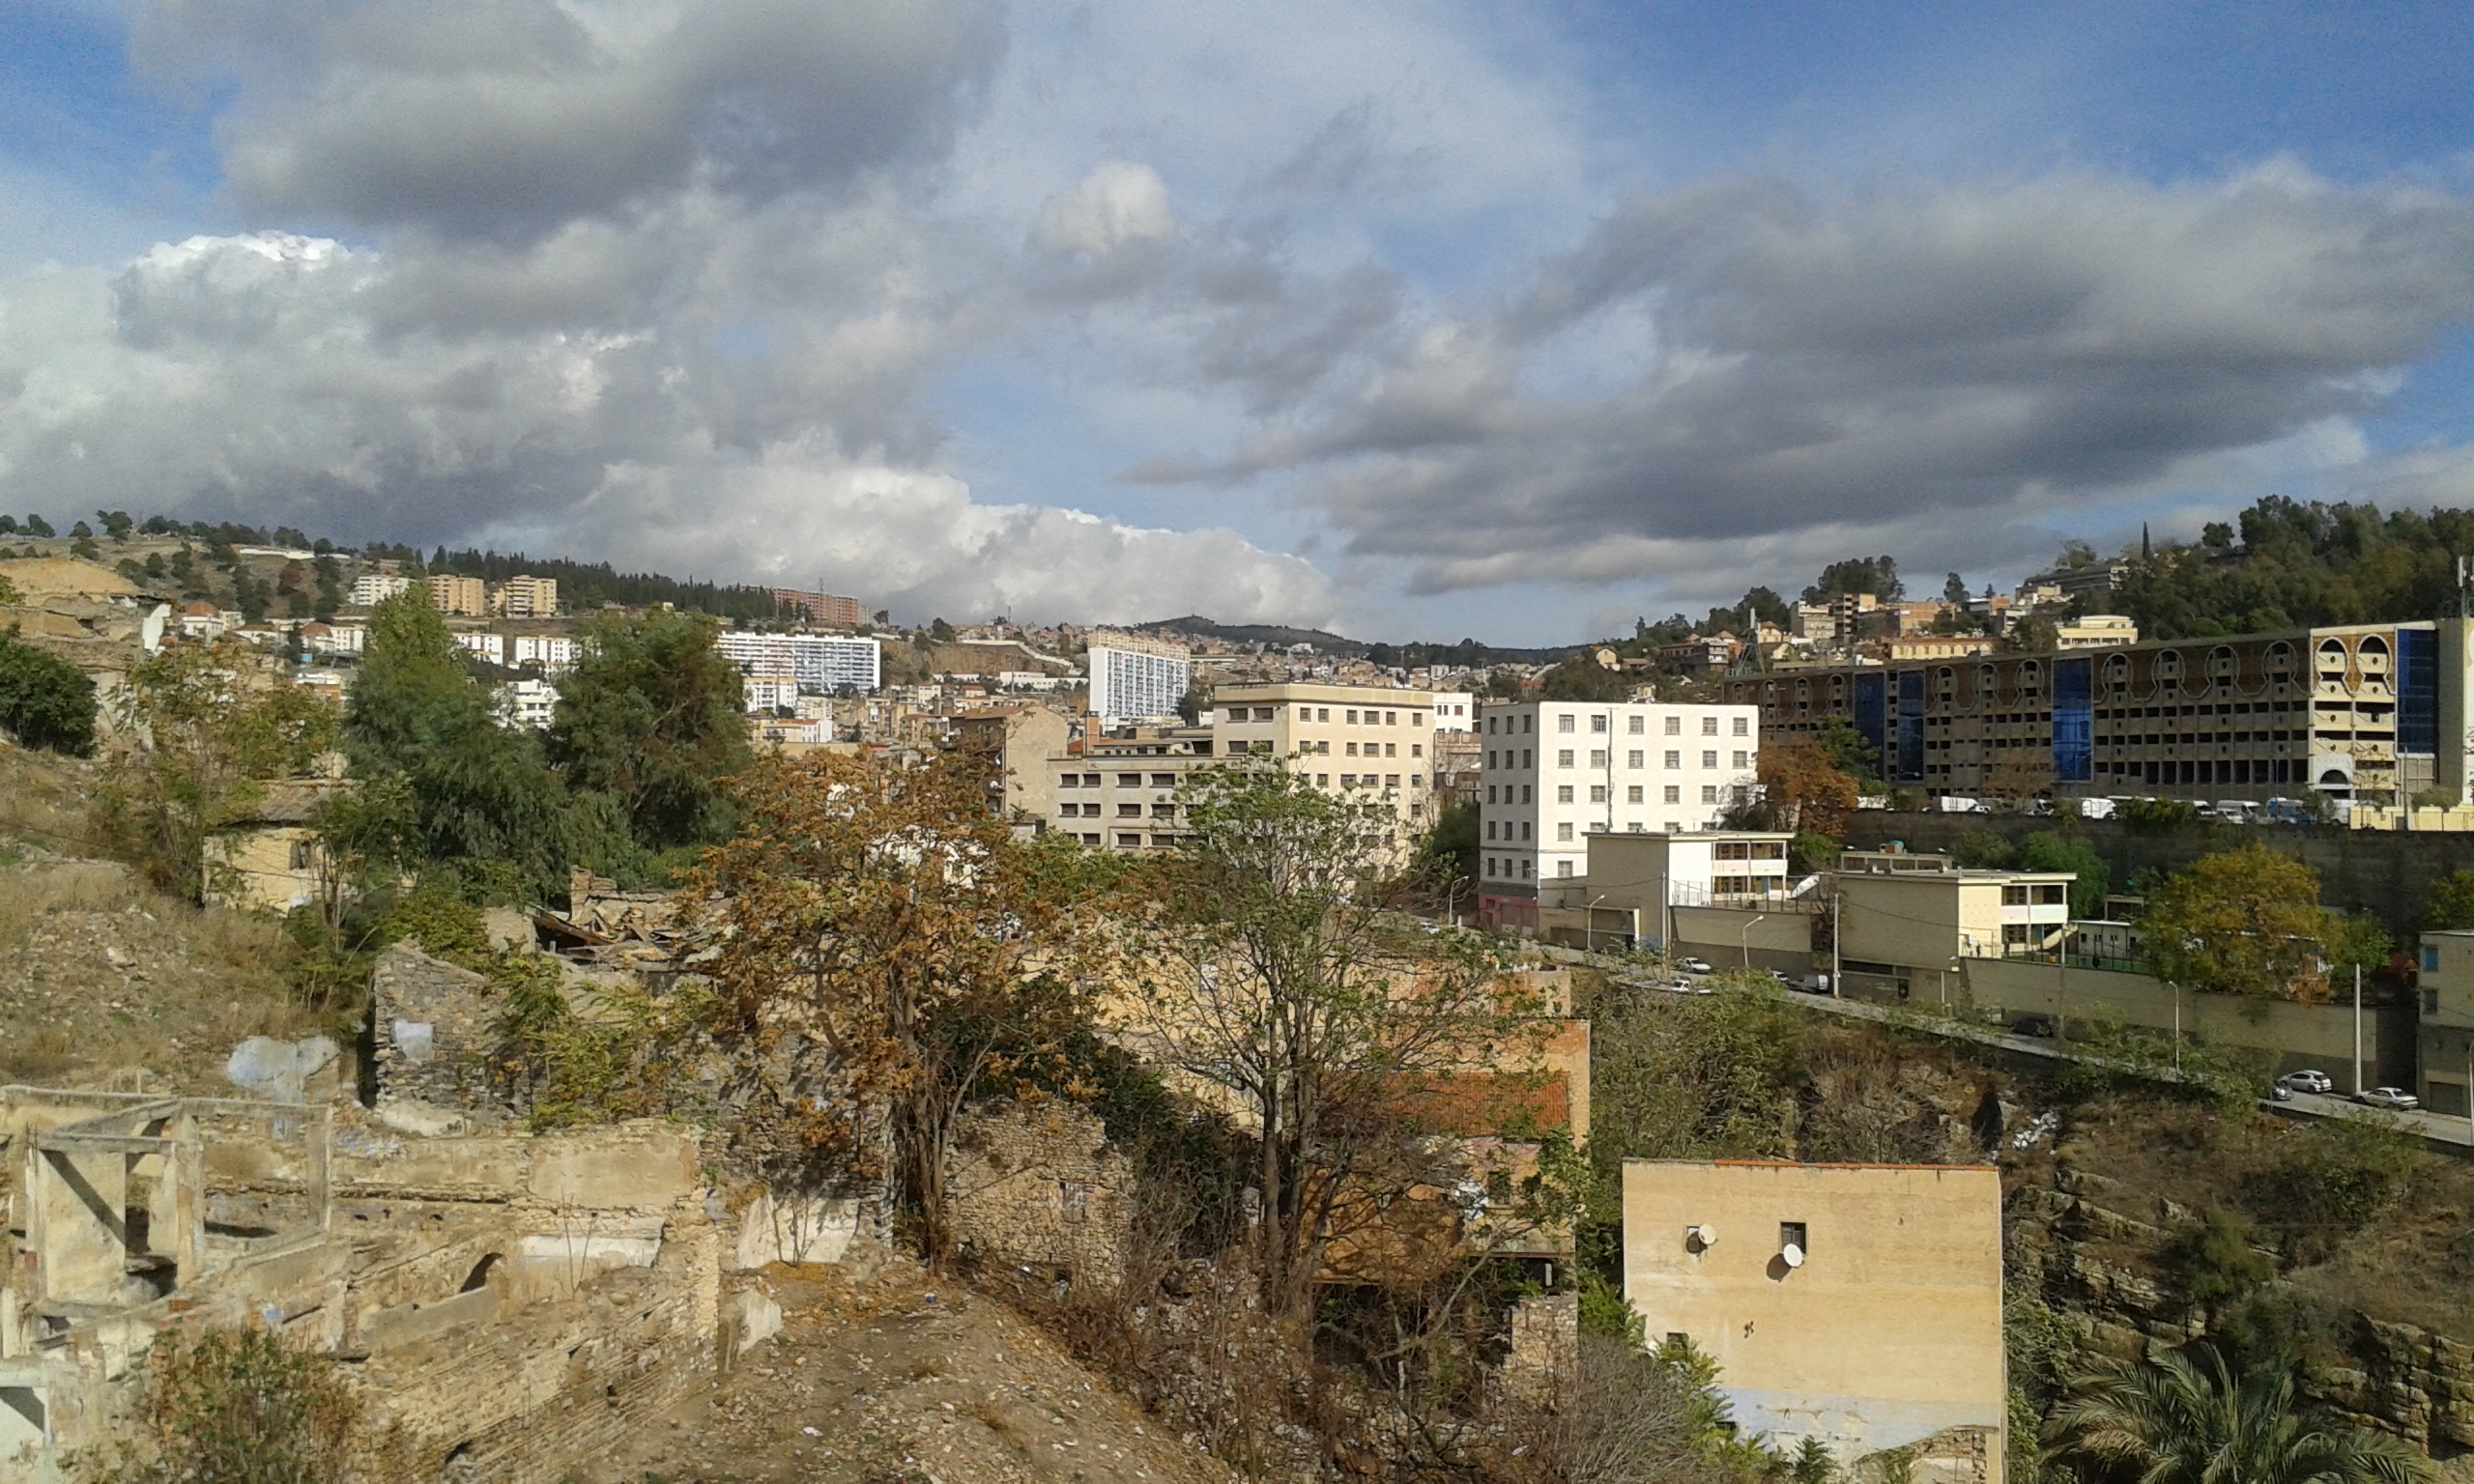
top-left (1895, 670), bottom-right (1926, 783)
top-left (2052, 656), bottom-right (2093, 784)
top-left (1852, 673), bottom-right (1887, 770)
top-left (2400, 627), bottom-right (2438, 756)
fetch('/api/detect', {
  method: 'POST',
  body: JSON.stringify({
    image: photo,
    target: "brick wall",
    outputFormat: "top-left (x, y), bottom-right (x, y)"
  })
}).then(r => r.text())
top-left (369, 943), bottom-right (500, 1112)
top-left (946, 1100), bottom-right (1133, 1285)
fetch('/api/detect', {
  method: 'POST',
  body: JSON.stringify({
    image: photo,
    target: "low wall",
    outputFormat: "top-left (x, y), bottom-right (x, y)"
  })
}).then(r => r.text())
top-left (947, 1101), bottom-right (1133, 1286)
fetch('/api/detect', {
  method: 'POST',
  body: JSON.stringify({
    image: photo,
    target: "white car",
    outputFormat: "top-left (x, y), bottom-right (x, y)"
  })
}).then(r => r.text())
top-left (1648, 977), bottom-right (1712, 995)
top-left (2357, 1086), bottom-right (2420, 1111)
top-left (1677, 956), bottom-right (1714, 975)
top-left (2277, 1070), bottom-right (2335, 1095)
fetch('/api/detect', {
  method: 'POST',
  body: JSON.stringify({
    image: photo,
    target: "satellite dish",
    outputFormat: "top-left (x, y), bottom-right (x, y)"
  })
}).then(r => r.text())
top-left (1687, 1224), bottom-right (1716, 1250)
top-left (1781, 1242), bottom-right (1805, 1269)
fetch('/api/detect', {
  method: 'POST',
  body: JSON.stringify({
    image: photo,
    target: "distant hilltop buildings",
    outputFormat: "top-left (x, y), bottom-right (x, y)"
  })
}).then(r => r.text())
top-left (770, 587), bottom-right (864, 628)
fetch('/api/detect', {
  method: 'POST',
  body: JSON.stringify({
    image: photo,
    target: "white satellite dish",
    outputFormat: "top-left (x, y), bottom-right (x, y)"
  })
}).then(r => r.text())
top-left (1780, 1242), bottom-right (1805, 1269)
top-left (1686, 1224), bottom-right (1717, 1250)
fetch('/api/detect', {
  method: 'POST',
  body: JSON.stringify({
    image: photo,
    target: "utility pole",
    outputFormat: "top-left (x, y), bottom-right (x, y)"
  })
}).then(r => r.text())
top-left (1830, 886), bottom-right (1842, 998)
top-left (2353, 964), bottom-right (2365, 1095)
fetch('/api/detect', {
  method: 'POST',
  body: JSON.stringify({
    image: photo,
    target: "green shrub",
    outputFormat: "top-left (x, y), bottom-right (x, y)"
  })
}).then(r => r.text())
top-left (2120, 797), bottom-right (2201, 834)
top-left (0, 632), bottom-right (98, 755)
top-left (2244, 1118), bottom-right (2419, 1260)
top-left (79, 1327), bottom-right (381, 1483)
top-left (2166, 1208), bottom-right (2274, 1315)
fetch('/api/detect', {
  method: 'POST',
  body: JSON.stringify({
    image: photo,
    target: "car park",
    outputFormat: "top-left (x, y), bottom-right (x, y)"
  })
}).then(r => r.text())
top-left (2357, 1086), bottom-right (2420, 1111)
top-left (2278, 1070), bottom-right (2335, 1095)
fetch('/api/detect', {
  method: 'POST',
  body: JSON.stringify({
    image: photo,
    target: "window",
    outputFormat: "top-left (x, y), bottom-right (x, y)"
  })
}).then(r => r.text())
top-left (1486, 716), bottom-right (1498, 733)
top-left (1557, 749), bottom-right (1575, 767)
top-left (1486, 751), bottom-right (1498, 769)
top-left (1664, 716), bottom-right (1682, 735)
top-left (1627, 750), bottom-right (1644, 768)
top-left (1118, 804), bottom-right (1142, 818)
top-left (1384, 711), bottom-right (1396, 725)
top-left (1485, 857), bottom-right (1497, 877)
top-left (1590, 714), bottom-right (1607, 733)
top-left (1558, 714), bottom-right (1576, 732)
top-left (1413, 712), bottom-right (1424, 727)
top-left (1385, 743), bottom-right (1397, 757)
top-left (1083, 832), bottom-right (1101, 845)
top-left (1700, 785), bottom-right (1717, 803)
top-left (1589, 749), bottom-right (1608, 767)
top-left (1317, 774), bottom-right (1330, 786)
top-left (1523, 750), bottom-right (1533, 767)
top-left (1318, 708), bottom-right (1331, 722)
top-left (1732, 751), bottom-right (1748, 769)
top-left (1485, 820), bottom-right (1497, 840)
top-left (1151, 803), bottom-right (1176, 817)
top-left (288, 840), bottom-right (315, 870)
top-left (1340, 773), bottom-right (1358, 785)
top-left (1701, 751), bottom-right (1717, 768)
top-left (1523, 715), bottom-right (1534, 732)
top-left (1487, 784), bottom-right (1498, 803)
top-left (1627, 785), bottom-right (1644, 803)
top-left (1780, 1221), bottom-right (1807, 1258)
top-left (1224, 706), bottom-right (1245, 724)
top-left (1589, 785), bottom-right (1608, 803)
top-left (2424, 946), bottom-right (2442, 972)
top-left (1117, 772), bottom-right (1141, 786)
top-left (1557, 785), bottom-right (1575, 803)
top-left (1555, 860), bottom-right (1571, 877)
top-left (1522, 859), bottom-right (1535, 878)
top-left (1520, 820), bottom-right (1531, 839)
top-left (1628, 716), bottom-right (1645, 734)
top-left (1150, 773), bottom-right (1176, 786)
top-left (1116, 833), bottom-right (1141, 847)
top-left (1701, 716), bottom-right (1718, 735)
top-left (1253, 706), bottom-right (1274, 721)
top-left (1664, 751), bottom-right (1681, 768)
top-left (1733, 717), bottom-right (1749, 736)
top-left (1386, 774), bottom-right (1400, 786)
top-left (1663, 785), bottom-right (1681, 804)
top-left (1520, 785), bottom-right (1532, 804)
top-left (1410, 743), bottom-right (1423, 757)
top-left (1557, 822), bottom-right (1574, 841)
top-left (2001, 884), bottom-right (2028, 905)
top-left (1346, 741), bottom-right (1359, 756)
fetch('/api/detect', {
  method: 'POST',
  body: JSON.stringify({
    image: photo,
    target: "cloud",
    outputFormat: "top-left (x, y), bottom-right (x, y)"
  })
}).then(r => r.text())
top-left (1034, 162), bottom-right (1177, 257)
top-left (1149, 163), bottom-right (2474, 593)
top-left (137, 0), bottom-right (1004, 241)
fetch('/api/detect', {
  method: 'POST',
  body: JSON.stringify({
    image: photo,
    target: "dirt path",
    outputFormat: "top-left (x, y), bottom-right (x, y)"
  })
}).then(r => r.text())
top-left (590, 1257), bottom-right (1238, 1484)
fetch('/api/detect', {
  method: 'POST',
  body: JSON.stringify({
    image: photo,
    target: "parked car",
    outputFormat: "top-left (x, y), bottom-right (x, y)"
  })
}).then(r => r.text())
top-left (2009, 1013), bottom-right (2058, 1039)
top-left (1649, 977), bottom-right (1711, 995)
top-left (2278, 1070), bottom-right (2335, 1095)
top-left (2357, 1086), bottom-right (2421, 1111)
top-left (1677, 956), bottom-right (1714, 975)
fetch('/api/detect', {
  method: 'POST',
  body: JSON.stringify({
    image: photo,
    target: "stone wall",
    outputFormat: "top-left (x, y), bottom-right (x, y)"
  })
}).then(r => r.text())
top-left (369, 943), bottom-right (500, 1116)
top-left (946, 1099), bottom-right (1133, 1285)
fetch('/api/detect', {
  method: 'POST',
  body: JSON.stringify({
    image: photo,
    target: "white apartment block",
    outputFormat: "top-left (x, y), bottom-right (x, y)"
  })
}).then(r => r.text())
top-left (744, 674), bottom-right (800, 713)
top-left (508, 634), bottom-right (580, 673)
top-left (349, 572), bottom-right (414, 608)
top-left (715, 631), bottom-right (883, 693)
top-left (1213, 682), bottom-right (1440, 830)
top-left (1478, 700), bottom-right (1760, 901)
top-left (493, 677), bottom-right (558, 730)
top-left (1429, 690), bottom-right (1477, 731)
top-left (1087, 635), bottom-right (1193, 723)
top-left (454, 632), bottom-right (505, 664)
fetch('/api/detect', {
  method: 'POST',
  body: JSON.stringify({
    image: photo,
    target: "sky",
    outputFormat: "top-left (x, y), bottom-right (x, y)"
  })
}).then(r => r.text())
top-left (1, 2), bottom-right (2471, 644)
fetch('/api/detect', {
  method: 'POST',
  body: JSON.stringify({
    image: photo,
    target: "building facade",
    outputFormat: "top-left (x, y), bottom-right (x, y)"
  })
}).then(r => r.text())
top-left (1429, 690), bottom-right (1477, 730)
top-left (348, 572), bottom-right (413, 607)
top-left (1044, 728), bottom-right (1224, 851)
top-left (953, 705), bottom-right (1073, 825)
top-left (1476, 700), bottom-right (1760, 916)
top-left (491, 574), bottom-right (558, 617)
top-left (1623, 1159), bottom-right (2005, 1483)
top-left (1725, 618), bottom-right (2473, 807)
top-left (1086, 634), bottom-right (1193, 723)
top-left (1212, 681), bottom-right (1441, 833)
top-left (770, 587), bottom-right (865, 628)
top-left (424, 574), bottom-right (487, 616)
top-left (714, 631), bottom-right (883, 693)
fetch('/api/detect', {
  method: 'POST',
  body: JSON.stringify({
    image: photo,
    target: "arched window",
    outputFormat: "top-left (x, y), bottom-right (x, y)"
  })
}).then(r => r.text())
top-left (461, 1254), bottom-right (503, 1293)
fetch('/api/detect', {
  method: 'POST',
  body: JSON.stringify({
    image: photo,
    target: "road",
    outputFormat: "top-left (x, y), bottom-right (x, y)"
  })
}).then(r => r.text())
top-left (2264, 1088), bottom-right (2474, 1149)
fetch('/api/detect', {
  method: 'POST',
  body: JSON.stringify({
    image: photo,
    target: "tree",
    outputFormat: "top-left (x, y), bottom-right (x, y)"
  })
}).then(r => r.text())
top-left (2420, 870), bottom-right (2474, 931)
top-left (1129, 766), bottom-right (1542, 1327)
top-left (546, 607), bottom-right (752, 852)
top-left (1812, 714), bottom-right (1880, 785)
top-left (2142, 844), bottom-right (2341, 1003)
top-left (96, 509), bottom-right (133, 541)
top-left (95, 640), bottom-right (340, 898)
top-left (24, 513), bottom-right (53, 538)
top-left (1754, 735), bottom-right (1861, 840)
top-left (1802, 556), bottom-right (1902, 603)
top-left (69, 520), bottom-right (93, 539)
top-left (2049, 1344), bottom-right (2426, 1484)
top-left (0, 633), bottom-right (98, 755)
top-left (1405, 798), bottom-right (1479, 912)
top-left (1539, 653), bottom-right (1630, 701)
top-left (684, 752), bottom-right (1099, 1264)
top-left (1943, 572), bottom-right (1971, 606)
top-left (2016, 831), bottom-right (2110, 921)
top-left (2006, 614), bottom-right (2060, 653)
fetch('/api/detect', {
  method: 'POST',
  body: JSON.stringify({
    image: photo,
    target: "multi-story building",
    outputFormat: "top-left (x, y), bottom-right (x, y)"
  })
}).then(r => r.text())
top-left (425, 575), bottom-right (487, 616)
top-left (714, 631), bottom-right (882, 693)
top-left (770, 588), bottom-right (865, 628)
top-left (1212, 682), bottom-right (1443, 833)
top-left (1428, 691), bottom-right (1477, 730)
top-left (1476, 700), bottom-right (1759, 915)
top-left (1725, 618), bottom-right (2474, 808)
top-left (954, 706), bottom-right (1073, 825)
top-left (1087, 634), bottom-right (1192, 723)
top-left (743, 674), bottom-right (800, 713)
top-left (348, 572), bottom-right (412, 608)
top-left (508, 635), bottom-right (581, 674)
top-left (453, 632), bottom-right (504, 664)
top-left (2415, 931), bottom-right (2474, 1114)
top-left (1829, 848), bottom-right (2075, 1002)
top-left (493, 677), bottom-right (558, 730)
top-left (491, 574), bottom-right (559, 617)
top-left (1044, 727), bottom-right (1223, 851)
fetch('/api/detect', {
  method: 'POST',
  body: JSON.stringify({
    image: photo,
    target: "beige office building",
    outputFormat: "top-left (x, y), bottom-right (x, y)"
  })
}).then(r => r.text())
top-left (1624, 1159), bottom-right (2005, 1482)
top-left (1213, 682), bottom-right (1440, 831)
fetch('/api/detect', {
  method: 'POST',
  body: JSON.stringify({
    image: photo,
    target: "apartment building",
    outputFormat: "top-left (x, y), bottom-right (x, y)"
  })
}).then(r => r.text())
top-left (1087, 634), bottom-right (1192, 723)
top-left (953, 705), bottom-right (1072, 825)
top-left (744, 674), bottom-right (800, 713)
top-left (1525, 828), bottom-right (1803, 956)
top-left (348, 572), bottom-right (412, 608)
top-left (1044, 728), bottom-right (1223, 851)
top-left (1829, 849), bottom-right (2075, 1001)
top-left (1429, 690), bottom-right (1477, 731)
top-left (770, 587), bottom-right (864, 628)
top-left (494, 677), bottom-right (558, 730)
top-left (2415, 931), bottom-right (2474, 1115)
top-left (1476, 700), bottom-right (1759, 915)
top-left (1726, 618), bottom-right (2474, 808)
top-left (714, 631), bottom-right (882, 693)
top-left (508, 634), bottom-right (580, 673)
top-left (453, 632), bottom-right (503, 664)
top-left (424, 574), bottom-right (487, 616)
top-left (491, 574), bottom-right (559, 617)
top-left (1212, 681), bottom-right (1441, 830)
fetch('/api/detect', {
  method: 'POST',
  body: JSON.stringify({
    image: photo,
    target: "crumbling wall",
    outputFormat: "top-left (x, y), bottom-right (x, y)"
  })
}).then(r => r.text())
top-left (369, 943), bottom-right (499, 1115)
top-left (947, 1099), bottom-right (1132, 1285)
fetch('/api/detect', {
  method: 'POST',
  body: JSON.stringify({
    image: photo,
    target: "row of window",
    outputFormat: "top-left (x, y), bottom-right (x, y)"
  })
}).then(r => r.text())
top-left (1488, 748), bottom-right (1748, 771)
top-left (1060, 802), bottom-right (1177, 818)
top-left (1223, 704), bottom-right (1425, 727)
top-left (1485, 712), bottom-right (1748, 737)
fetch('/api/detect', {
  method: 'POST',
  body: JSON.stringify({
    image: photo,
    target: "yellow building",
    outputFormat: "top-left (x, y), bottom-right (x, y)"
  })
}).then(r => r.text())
top-left (1829, 851), bottom-right (2075, 1001)
top-left (201, 780), bottom-right (344, 913)
top-left (492, 573), bottom-right (559, 617)
top-left (1213, 681), bottom-right (1440, 832)
top-left (424, 574), bottom-right (487, 616)
top-left (1623, 1159), bottom-right (2004, 1480)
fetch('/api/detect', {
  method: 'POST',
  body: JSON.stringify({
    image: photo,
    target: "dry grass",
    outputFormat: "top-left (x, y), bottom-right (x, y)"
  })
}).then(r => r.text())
top-left (0, 746), bottom-right (94, 855)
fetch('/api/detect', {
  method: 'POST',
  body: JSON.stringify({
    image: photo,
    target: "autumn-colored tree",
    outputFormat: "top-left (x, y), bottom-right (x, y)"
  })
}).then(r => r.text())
top-left (683, 751), bottom-right (1105, 1263)
top-left (1753, 735), bottom-right (1861, 840)
top-left (1130, 765), bottom-right (1545, 1327)
top-left (2142, 843), bottom-right (2342, 1003)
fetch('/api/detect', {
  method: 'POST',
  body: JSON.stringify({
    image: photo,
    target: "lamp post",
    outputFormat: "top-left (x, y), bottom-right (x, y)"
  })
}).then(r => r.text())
top-left (1587, 894), bottom-right (1608, 959)
top-left (1740, 913), bottom-right (1768, 970)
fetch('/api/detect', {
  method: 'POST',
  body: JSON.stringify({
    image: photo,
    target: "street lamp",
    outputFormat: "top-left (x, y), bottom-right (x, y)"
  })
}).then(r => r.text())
top-left (1740, 913), bottom-right (1767, 970)
top-left (1587, 894), bottom-right (1608, 958)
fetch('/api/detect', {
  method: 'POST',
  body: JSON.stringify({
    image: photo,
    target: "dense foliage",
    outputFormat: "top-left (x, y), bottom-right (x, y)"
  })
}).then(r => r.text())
top-left (0, 631), bottom-right (98, 755)
top-left (2115, 495), bottom-right (2474, 641)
